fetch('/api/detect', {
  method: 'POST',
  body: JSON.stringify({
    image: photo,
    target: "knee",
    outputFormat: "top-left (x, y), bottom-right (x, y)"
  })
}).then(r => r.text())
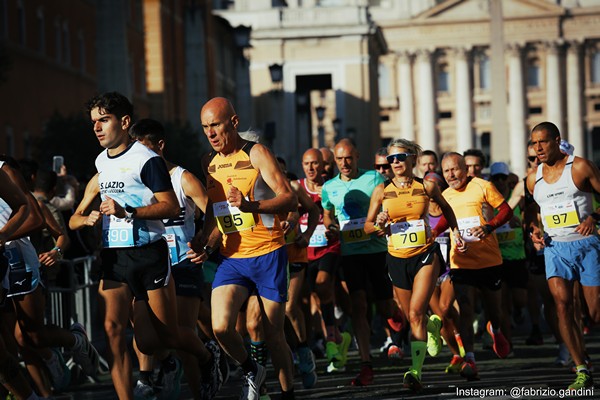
top-left (407, 310), bottom-right (424, 327)
top-left (588, 307), bottom-right (600, 324)
top-left (104, 319), bottom-right (127, 343)
top-left (213, 321), bottom-right (235, 342)
top-left (315, 284), bottom-right (332, 304)
top-left (285, 301), bottom-right (297, 317)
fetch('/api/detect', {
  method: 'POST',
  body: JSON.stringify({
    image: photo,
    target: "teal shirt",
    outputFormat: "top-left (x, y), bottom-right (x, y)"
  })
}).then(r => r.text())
top-left (321, 169), bottom-right (387, 255)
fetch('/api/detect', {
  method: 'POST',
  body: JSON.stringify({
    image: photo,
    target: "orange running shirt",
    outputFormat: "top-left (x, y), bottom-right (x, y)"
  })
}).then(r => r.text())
top-left (382, 178), bottom-right (434, 258)
top-left (206, 143), bottom-right (284, 258)
top-left (442, 177), bottom-right (504, 270)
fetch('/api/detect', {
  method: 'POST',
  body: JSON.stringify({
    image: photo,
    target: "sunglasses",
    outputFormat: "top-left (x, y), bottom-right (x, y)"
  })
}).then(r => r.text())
top-left (374, 164), bottom-right (391, 171)
top-left (386, 153), bottom-right (414, 163)
top-left (528, 156), bottom-right (538, 163)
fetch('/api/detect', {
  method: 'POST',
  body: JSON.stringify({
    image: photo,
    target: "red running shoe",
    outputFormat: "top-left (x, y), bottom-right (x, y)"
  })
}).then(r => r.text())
top-left (350, 364), bottom-right (374, 386)
top-left (486, 321), bottom-right (510, 359)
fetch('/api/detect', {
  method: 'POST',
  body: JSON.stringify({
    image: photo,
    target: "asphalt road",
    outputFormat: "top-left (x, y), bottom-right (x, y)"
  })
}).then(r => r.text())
top-left (59, 324), bottom-right (598, 399)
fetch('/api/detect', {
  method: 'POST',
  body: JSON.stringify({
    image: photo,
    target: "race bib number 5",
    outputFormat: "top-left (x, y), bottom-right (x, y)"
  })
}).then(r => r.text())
top-left (457, 216), bottom-right (481, 243)
top-left (339, 218), bottom-right (369, 244)
top-left (542, 200), bottom-right (579, 229)
top-left (390, 219), bottom-right (427, 249)
top-left (213, 200), bottom-right (255, 234)
top-left (102, 215), bottom-right (134, 248)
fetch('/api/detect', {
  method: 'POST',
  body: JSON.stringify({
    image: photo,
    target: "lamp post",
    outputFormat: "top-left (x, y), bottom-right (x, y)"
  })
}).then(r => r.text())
top-left (315, 105), bottom-right (326, 147)
top-left (269, 63), bottom-right (283, 91)
top-left (332, 117), bottom-right (341, 142)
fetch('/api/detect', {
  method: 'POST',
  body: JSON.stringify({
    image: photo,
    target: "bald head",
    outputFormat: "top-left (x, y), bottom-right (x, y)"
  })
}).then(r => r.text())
top-left (319, 147), bottom-right (335, 180)
top-left (333, 139), bottom-right (359, 180)
top-left (302, 148), bottom-right (324, 182)
top-left (200, 97), bottom-right (239, 154)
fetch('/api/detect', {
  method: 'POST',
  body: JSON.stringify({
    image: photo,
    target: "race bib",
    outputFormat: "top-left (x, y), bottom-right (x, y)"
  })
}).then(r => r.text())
top-left (213, 200), bottom-right (255, 234)
top-left (302, 224), bottom-right (328, 247)
top-left (339, 218), bottom-right (369, 244)
top-left (164, 233), bottom-right (178, 263)
top-left (390, 219), bottom-right (427, 249)
top-left (457, 216), bottom-right (481, 242)
top-left (495, 223), bottom-right (515, 243)
top-left (542, 200), bottom-right (579, 229)
top-left (102, 215), bottom-right (134, 248)
top-left (435, 236), bottom-right (450, 264)
top-left (3, 242), bottom-right (24, 268)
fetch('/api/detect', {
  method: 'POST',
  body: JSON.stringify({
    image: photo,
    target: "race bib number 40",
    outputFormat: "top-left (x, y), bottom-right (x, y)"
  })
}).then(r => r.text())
top-left (213, 200), bottom-right (255, 234)
top-left (542, 200), bottom-right (579, 229)
top-left (390, 219), bottom-right (427, 249)
top-left (457, 216), bottom-right (481, 243)
top-left (339, 218), bottom-right (369, 244)
top-left (102, 215), bottom-right (134, 248)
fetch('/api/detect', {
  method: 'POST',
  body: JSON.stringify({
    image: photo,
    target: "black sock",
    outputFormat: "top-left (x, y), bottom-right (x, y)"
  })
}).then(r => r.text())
top-left (139, 370), bottom-right (153, 385)
top-left (281, 388), bottom-right (295, 400)
top-left (241, 355), bottom-right (258, 375)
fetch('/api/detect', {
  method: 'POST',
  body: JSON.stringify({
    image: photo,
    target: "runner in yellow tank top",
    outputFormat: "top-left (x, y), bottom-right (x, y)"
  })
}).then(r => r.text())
top-left (364, 139), bottom-right (464, 392)
top-left (188, 97), bottom-right (298, 400)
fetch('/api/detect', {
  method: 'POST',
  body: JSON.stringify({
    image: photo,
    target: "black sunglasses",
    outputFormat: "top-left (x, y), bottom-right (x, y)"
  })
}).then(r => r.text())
top-left (528, 156), bottom-right (538, 163)
top-left (374, 164), bottom-right (391, 170)
top-left (386, 153), bottom-right (414, 163)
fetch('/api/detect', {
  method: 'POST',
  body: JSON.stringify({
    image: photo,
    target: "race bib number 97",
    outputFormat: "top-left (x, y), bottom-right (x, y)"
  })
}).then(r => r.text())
top-left (542, 200), bottom-right (579, 229)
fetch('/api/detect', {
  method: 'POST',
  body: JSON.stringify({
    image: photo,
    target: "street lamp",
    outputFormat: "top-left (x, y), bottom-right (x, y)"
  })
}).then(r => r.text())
top-left (315, 105), bottom-right (326, 147)
top-left (269, 64), bottom-right (283, 84)
top-left (332, 118), bottom-right (341, 140)
top-left (315, 106), bottom-right (326, 122)
top-left (233, 25), bottom-right (251, 48)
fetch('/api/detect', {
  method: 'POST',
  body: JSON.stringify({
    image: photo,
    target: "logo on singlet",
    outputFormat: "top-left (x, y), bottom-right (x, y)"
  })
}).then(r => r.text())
top-left (218, 163), bottom-right (232, 169)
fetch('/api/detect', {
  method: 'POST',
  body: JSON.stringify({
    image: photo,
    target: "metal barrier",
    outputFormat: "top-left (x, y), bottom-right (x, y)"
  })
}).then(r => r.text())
top-left (46, 255), bottom-right (100, 344)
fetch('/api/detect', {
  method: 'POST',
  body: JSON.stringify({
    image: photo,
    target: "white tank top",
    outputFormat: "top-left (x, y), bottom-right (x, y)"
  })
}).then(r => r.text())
top-left (533, 155), bottom-right (594, 241)
top-left (163, 166), bottom-right (196, 265)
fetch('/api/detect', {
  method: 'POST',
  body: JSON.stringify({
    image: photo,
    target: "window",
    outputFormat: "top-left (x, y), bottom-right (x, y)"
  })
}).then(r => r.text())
top-left (37, 8), bottom-right (45, 54)
top-left (17, 0), bottom-right (25, 45)
top-left (5, 125), bottom-right (14, 156)
top-left (54, 19), bottom-right (62, 63)
top-left (527, 58), bottom-right (540, 88)
top-left (480, 132), bottom-right (490, 165)
top-left (0, 0), bottom-right (7, 39)
top-left (63, 22), bottom-right (70, 65)
top-left (77, 31), bottom-right (85, 73)
top-left (592, 51), bottom-right (600, 84)
top-left (437, 63), bottom-right (449, 92)
top-left (378, 63), bottom-right (391, 99)
top-left (479, 54), bottom-right (490, 90)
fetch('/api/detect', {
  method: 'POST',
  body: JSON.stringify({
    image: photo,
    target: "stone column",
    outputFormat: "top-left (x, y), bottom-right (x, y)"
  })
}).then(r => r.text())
top-left (545, 41), bottom-right (563, 134)
top-left (566, 41), bottom-right (584, 157)
top-left (455, 47), bottom-right (473, 153)
top-left (507, 43), bottom-right (527, 177)
top-left (416, 49), bottom-right (436, 151)
top-left (397, 51), bottom-right (415, 141)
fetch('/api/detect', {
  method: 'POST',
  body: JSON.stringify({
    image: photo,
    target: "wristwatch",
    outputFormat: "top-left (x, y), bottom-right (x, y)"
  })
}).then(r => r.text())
top-left (590, 212), bottom-right (600, 222)
top-left (482, 224), bottom-right (494, 235)
top-left (52, 246), bottom-right (63, 260)
top-left (125, 205), bottom-right (137, 221)
top-left (203, 245), bottom-right (215, 256)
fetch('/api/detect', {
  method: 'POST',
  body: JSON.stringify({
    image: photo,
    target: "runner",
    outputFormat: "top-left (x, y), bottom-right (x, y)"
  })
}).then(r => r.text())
top-left (69, 92), bottom-right (220, 400)
top-left (525, 121), bottom-right (600, 390)
top-left (131, 118), bottom-right (224, 400)
top-left (436, 152), bottom-right (513, 381)
top-left (322, 138), bottom-right (394, 386)
top-left (364, 139), bottom-right (465, 392)
top-left (189, 97), bottom-right (297, 400)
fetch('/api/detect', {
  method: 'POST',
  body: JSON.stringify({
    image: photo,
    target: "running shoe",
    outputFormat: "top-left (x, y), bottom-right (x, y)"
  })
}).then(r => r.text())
top-left (70, 322), bottom-right (100, 378)
top-left (379, 336), bottom-right (393, 353)
top-left (134, 380), bottom-right (157, 400)
top-left (455, 334), bottom-right (466, 358)
top-left (325, 341), bottom-right (341, 365)
top-left (486, 321), bottom-right (510, 359)
top-left (240, 363), bottom-right (266, 400)
top-left (445, 356), bottom-right (464, 374)
top-left (297, 346), bottom-right (317, 389)
top-left (203, 340), bottom-right (225, 399)
top-left (46, 348), bottom-right (71, 391)
top-left (335, 332), bottom-right (352, 369)
top-left (350, 364), bottom-right (374, 386)
top-left (570, 358), bottom-right (594, 373)
top-left (460, 359), bottom-right (480, 381)
top-left (402, 368), bottom-right (422, 392)
top-left (158, 357), bottom-right (183, 400)
top-left (427, 314), bottom-right (443, 357)
top-left (568, 370), bottom-right (593, 390)
top-left (387, 345), bottom-right (404, 360)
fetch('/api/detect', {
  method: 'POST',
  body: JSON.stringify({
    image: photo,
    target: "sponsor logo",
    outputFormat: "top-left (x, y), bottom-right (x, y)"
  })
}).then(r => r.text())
top-left (154, 277), bottom-right (165, 284)
top-left (218, 163), bottom-right (232, 169)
